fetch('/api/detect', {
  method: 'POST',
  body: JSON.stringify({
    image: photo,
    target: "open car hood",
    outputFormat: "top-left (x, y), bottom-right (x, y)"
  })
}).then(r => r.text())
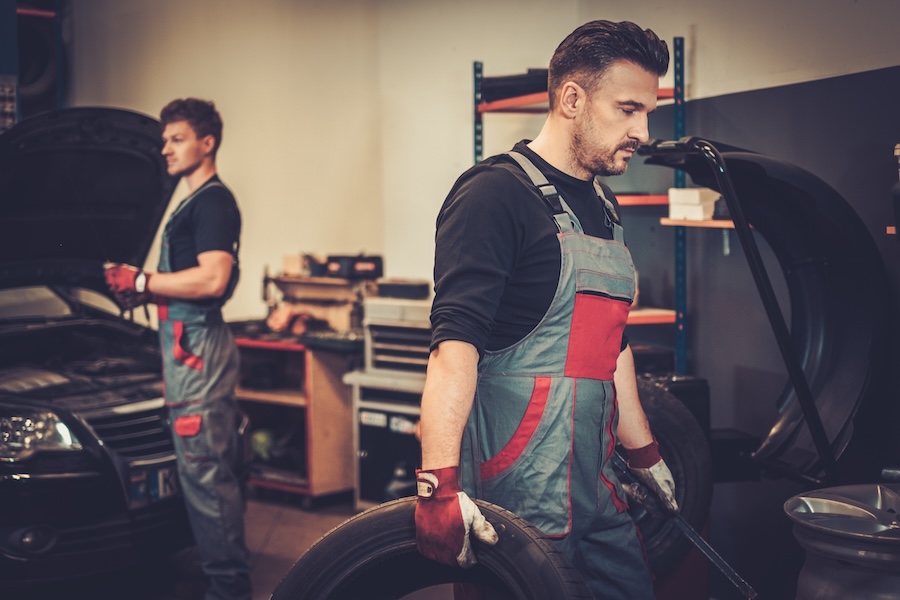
top-left (0, 107), bottom-right (177, 293)
top-left (640, 139), bottom-right (891, 481)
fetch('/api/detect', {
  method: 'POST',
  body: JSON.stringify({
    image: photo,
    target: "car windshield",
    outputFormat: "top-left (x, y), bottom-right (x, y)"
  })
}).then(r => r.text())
top-left (0, 286), bottom-right (119, 320)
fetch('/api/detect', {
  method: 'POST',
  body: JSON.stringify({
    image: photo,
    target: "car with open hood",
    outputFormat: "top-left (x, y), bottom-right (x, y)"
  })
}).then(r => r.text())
top-left (0, 107), bottom-right (194, 583)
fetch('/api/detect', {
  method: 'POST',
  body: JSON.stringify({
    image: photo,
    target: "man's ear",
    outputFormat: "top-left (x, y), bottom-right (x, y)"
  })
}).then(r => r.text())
top-left (201, 134), bottom-right (216, 156)
top-left (558, 81), bottom-right (584, 119)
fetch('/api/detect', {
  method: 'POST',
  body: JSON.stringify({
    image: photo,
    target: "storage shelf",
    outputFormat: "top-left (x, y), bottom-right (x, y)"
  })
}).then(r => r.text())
top-left (628, 307), bottom-right (676, 325)
top-left (477, 92), bottom-right (548, 113)
top-left (248, 464), bottom-right (309, 492)
top-left (233, 336), bottom-right (357, 501)
top-left (235, 385), bottom-right (307, 407)
top-left (660, 218), bottom-right (736, 229)
top-left (476, 88), bottom-right (675, 114)
top-left (618, 194), bottom-right (669, 206)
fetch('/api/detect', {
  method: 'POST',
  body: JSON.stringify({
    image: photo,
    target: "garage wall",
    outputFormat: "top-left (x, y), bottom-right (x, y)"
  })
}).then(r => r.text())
top-left (67, 0), bottom-right (384, 321)
top-left (378, 0), bottom-right (900, 281)
top-left (60, 2), bottom-right (900, 597)
top-left (65, 0), bottom-right (900, 320)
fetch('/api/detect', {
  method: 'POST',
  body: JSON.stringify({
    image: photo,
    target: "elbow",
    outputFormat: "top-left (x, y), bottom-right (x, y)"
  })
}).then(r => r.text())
top-left (202, 268), bottom-right (232, 299)
top-left (207, 277), bottom-right (229, 299)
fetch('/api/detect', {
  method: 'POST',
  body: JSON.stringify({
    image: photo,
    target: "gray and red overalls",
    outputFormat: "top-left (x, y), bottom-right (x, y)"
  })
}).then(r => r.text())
top-left (459, 152), bottom-right (653, 599)
top-left (157, 181), bottom-right (250, 600)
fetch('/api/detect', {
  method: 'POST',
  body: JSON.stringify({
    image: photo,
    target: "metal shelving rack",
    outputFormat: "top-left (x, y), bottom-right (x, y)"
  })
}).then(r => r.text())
top-left (671, 37), bottom-right (688, 373)
top-left (473, 37), bottom-right (687, 358)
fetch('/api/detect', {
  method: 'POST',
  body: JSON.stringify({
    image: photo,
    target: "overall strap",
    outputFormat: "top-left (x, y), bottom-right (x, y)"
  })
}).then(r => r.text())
top-left (507, 151), bottom-right (573, 233)
top-left (167, 180), bottom-right (228, 224)
top-left (593, 180), bottom-right (625, 243)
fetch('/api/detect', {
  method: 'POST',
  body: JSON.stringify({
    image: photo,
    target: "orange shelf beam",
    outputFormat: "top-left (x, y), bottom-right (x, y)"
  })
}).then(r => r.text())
top-left (627, 307), bottom-right (676, 325)
top-left (477, 88), bottom-right (675, 114)
top-left (619, 194), bottom-right (669, 206)
top-left (660, 218), bottom-right (736, 229)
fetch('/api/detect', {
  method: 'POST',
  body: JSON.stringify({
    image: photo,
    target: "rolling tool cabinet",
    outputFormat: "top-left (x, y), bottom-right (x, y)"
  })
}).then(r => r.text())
top-left (234, 335), bottom-right (358, 507)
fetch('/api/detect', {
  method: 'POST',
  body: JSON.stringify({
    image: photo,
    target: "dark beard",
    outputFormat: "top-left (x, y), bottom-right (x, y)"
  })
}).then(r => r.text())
top-left (572, 126), bottom-right (636, 177)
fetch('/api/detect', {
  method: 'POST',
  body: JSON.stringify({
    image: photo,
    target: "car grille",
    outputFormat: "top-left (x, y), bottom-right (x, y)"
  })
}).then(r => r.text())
top-left (51, 500), bottom-right (191, 556)
top-left (82, 398), bottom-right (174, 460)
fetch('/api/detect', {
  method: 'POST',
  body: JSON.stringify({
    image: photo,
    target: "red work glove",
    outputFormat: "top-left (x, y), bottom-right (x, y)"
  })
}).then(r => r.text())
top-left (626, 440), bottom-right (679, 514)
top-left (415, 466), bottom-right (498, 568)
top-left (113, 290), bottom-right (155, 310)
top-left (104, 263), bottom-right (153, 309)
top-left (104, 262), bottom-right (150, 294)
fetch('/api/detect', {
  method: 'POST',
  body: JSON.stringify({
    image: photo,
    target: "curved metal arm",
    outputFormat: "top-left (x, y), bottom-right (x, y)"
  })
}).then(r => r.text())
top-left (690, 138), bottom-right (838, 485)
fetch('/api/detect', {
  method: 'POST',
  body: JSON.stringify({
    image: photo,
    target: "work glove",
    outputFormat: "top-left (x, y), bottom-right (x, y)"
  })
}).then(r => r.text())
top-left (626, 440), bottom-right (679, 514)
top-left (415, 466), bottom-right (498, 568)
top-left (113, 290), bottom-right (154, 310)
top-left (104, 263), bottom-right (153, 310)
top-left (104, 262), bottom-right (149, 293)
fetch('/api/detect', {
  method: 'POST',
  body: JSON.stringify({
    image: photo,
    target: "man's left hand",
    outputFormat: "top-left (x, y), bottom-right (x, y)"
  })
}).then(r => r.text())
top-left (625, 440), bottom-right (678, 514)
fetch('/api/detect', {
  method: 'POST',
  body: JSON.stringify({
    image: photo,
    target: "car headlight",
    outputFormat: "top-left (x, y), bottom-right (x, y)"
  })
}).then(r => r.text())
top-left (0, 409), bottom-right (83, 462)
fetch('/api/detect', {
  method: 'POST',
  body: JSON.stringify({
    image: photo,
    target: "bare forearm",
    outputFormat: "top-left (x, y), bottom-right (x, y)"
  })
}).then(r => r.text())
top-left (419, 340), bottom-right (479, 470)
top-left (614, 345), bottom-right (654, 450)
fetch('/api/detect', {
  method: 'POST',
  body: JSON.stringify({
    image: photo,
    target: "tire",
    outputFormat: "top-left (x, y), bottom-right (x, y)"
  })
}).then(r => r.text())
top-left (271, 497), bottom-right (592, 600)
top-left (616, 378), bottom-right (714, 578)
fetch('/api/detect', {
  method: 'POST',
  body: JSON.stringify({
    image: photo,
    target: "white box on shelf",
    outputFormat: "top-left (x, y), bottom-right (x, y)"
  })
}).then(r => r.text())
top-left (668, 203), bottom-right (714, 220)
top-left (668, 187), bottom-right (719, 220)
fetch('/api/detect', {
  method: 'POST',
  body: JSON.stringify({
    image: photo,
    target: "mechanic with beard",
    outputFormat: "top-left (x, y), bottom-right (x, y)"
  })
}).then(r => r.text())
top-left (105, 98), bottom-right (250, 600)
top-left (415, 21), bottom-right (677, 599)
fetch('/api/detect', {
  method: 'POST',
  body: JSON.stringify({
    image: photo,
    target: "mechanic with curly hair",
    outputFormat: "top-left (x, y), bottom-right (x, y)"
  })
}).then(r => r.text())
top-left (105, 98), bottom-right (250, 600)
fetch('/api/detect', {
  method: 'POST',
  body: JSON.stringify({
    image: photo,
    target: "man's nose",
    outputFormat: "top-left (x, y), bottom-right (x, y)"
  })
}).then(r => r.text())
top-left (630, 115), bottom-right (650, 143)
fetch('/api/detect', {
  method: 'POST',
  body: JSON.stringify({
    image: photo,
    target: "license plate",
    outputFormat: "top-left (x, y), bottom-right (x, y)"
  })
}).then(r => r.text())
top-left (129, 465), bottom-right (180, 509)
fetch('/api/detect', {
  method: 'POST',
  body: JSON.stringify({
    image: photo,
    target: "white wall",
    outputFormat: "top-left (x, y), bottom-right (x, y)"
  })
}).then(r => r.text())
top-left (67, 0), bottom-right (900, 318)
top-left (68, 0), bottom-right (383, 320)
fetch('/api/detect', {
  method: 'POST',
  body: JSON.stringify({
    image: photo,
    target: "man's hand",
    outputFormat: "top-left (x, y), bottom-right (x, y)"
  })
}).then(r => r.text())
top-left (625, 440), bottom-right (679, 514)
top-left (104, 262), bottom-right (146, 293)
top-left (415, 466), bottom-right (498, 568)
top-left (114, 290), bottom-right (154, 310)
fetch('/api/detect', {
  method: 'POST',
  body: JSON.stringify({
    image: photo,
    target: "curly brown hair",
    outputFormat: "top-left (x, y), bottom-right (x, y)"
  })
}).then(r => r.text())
top-left (160, 98), bottom-right (223, 156)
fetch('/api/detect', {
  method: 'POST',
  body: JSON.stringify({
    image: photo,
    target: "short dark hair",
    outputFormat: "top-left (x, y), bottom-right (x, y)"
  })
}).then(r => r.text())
top-left (159, 98), bottom-right (224, 155)
top-left (547, 20), bottom-right (669, 110)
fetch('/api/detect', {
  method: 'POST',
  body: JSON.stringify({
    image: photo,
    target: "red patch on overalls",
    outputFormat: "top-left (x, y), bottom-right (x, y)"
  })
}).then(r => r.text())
top-left (174, 414), bottom-right (202, 437)
top-left (565, 293), bottom-right (629, 380)
top-left (172, 321), bottom-right (204, 371)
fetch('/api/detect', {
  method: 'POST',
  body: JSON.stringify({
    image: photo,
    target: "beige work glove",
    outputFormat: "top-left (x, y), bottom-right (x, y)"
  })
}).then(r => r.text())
top-left (626, 440), bottom-right (679, 514)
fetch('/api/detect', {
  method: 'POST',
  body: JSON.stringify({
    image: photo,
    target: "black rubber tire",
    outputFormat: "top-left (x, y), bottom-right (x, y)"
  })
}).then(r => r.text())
top-left (617, 377), bottom-right (714, 578)
top-left (271, 497), bottom-right (592, 600)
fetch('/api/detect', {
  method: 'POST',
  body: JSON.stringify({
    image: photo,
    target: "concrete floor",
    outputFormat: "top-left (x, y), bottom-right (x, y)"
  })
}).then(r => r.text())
top-left (15, 493), bottom-right (357, 600)
top-left (12, 491), bottom-right (742, 600)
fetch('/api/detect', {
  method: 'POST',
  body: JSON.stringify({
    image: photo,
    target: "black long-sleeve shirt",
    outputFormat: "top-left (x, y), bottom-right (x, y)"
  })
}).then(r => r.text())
top-left (431, 141), bottom-right (625, 355)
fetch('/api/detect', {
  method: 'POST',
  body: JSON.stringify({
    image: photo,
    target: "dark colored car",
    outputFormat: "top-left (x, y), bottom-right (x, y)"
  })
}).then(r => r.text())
top-left (0, 108), bottom-right (194, 583)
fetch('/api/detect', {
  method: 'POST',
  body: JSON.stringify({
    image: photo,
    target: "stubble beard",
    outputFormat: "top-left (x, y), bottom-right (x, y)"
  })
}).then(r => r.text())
top-left (168, 159), bottom-right (200, 179)
top-left (571, 115), bottom-right (635, 178)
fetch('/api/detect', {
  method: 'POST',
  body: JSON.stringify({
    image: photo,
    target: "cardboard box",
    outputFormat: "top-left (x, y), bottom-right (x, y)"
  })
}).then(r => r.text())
top-left (668, 187), bottom-right (719, 220)
top-left (669, 203), bottom-right (715, 220)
